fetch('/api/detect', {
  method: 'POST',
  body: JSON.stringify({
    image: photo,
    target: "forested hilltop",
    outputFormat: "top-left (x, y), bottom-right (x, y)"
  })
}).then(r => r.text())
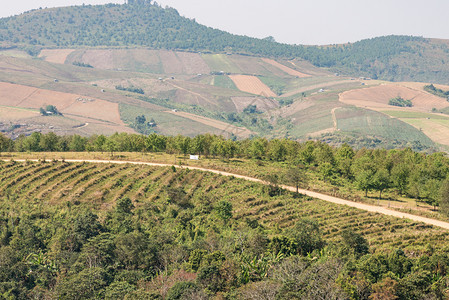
top-left (1, 2), bottom-right (449, 83)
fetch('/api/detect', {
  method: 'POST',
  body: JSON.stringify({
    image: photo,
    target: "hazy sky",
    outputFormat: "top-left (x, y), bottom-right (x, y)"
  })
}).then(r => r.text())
top-left (3, 0), bottom-right (449, 45)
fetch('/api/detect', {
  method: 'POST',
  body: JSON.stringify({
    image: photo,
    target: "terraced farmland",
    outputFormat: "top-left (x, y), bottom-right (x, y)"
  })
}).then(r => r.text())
top-left (1, 160), bottom-right (448, 254)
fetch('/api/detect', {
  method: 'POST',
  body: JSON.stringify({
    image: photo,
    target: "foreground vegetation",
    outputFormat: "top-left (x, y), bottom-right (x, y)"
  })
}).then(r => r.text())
top-left (1, 158), bottom-right (449, 299)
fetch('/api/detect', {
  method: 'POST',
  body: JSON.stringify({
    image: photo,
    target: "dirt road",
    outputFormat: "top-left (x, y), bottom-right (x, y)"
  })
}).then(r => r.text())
top-left (8, 158), bottom-right (449, 230)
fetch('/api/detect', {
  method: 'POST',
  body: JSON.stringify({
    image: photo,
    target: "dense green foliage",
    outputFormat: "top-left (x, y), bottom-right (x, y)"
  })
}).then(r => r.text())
top-left (39, 105), bottom-right (62, 116)
top-left (1, 3), bottom-right (449, 82)
top-left (72, 61), bottom-right (93, 68)
top-left (388, 96), bottom-right (413, 107)
top-left (115, 85), bottom-right (145, 95)
top-left (1, 157), bottom-right (449, 298)
top-left (424, 84), bottom-right (449, 99)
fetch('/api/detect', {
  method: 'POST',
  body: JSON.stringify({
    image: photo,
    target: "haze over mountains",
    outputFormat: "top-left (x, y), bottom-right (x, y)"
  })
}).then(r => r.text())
top-left (2, 2), bottom-right (449, 83)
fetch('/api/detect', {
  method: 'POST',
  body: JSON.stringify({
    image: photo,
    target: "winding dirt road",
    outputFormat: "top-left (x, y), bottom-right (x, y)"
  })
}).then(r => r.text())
top-left (8, 158), bottom-right (449, 230)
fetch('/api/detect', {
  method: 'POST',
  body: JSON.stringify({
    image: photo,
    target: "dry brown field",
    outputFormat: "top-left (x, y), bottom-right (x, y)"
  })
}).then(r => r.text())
top-left (159, 50), bottom-right (183, 74)
top-left (176, 52), bottom-right (210, 74)
top-left (0, 82), bottom-right (132, 132)
top-left (79, 50), bottom-right (114, 69)
top-left (339, 83), bottom-right (449, 111)
top-left (228, 75), bottom-right (276, 97)
top-left (404, 118), bottom-right (449, 146)
top-left (0, 106), bottom-right (38, 120)
top-left (39, 49), bottom-right (75, 64)
top-left (277, 99), bottom-right (315, 118)
top-left (166, 110), bottom-right (253, 138)
top-left (261, 58), bottom-right (310, 77)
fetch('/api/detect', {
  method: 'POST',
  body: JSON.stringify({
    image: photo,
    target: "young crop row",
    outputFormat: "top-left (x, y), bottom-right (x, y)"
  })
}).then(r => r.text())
top-left (1, 161), bottom-right (449, 254)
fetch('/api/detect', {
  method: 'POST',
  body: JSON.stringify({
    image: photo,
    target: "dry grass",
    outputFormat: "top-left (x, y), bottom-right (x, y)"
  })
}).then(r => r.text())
top-left (165, 110), bottom-right (253, 138)
top-left (340, 83), bottom-right (449, 111)
top-left (228, 75), bottom-right (276, 97)
top-left (261, 58), bottom-right (310, 77)
top-left (0, 106), bottom-right (38, 120)
top-left (79, 49), bottom-right (114, 69)
top-left (39, 49), bottom-right (75, 64)
top-left (231, 96), bottom-right (279, 113)
top-left (0, 82), bottom-right (133, 133)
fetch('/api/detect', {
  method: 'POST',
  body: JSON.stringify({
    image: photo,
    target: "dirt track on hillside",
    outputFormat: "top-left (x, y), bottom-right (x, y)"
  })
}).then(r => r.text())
top-left (9, 158), bottom-right (449, 230)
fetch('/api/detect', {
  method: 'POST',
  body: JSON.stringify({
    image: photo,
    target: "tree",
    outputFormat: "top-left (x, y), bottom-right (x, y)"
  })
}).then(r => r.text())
top-left (69, 135), bottom-right (87, 151)
top-left (439, 178), bottom-right (449, 217)
top-left (284, 166), bottom-right (306, 194)
top-left (146, 133), bottom-right (166, 152)
top-left (335, 143), bottom-right (354, 178)
top-left (135, 115), bottom-right (146, 125)
top-left (288, 218), bottom-right (324, 256)
top-left (0, 133), bottom-right (13, 155)
top-left (21, 132), bottom-right (42, 152)
top-left (94, 135), bottom-right (107, 152)
top-left (264, 173), bottom-right (281, 196)
top-left (372, 169), bottom-right (390, 199)
top-left (391, 163), bottom-right (409, 195)
top-left (39, 132), bottom-right (59, 151)
top-left (341, 229), bottom-right (369, 257)
top-left (56, 267), bottom-right (107, 299)
top-left (215, 200), bottom-right (233, 223)
top-left (355, 170), bottom-right (375, 197)
top-left (104, 139), bottom-right (117, 156)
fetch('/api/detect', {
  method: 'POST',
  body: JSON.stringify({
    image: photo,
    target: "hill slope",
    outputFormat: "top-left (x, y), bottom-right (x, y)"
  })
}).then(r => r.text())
top-left (1, 159), bottom-right (449, 298)
top-left (1, 3), bottom-right (449, 83)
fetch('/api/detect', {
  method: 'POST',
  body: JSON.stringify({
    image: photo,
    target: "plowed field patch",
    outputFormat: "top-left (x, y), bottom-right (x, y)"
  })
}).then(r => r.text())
top-left (228, 75), bottom-right (276, 97)
top-left (261, 58), bottom-right (310, 77)
top-left (0, 82), bottom-right (129, 130)
top-left (340, 84), bottom-right (449, 111)
top-left (39, 49), bottom-right (75, 64)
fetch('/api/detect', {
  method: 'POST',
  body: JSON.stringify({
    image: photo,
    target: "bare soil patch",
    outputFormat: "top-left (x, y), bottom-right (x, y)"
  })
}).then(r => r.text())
top-left (278, 100), bottom-right (315, 118)
top-left (39, 49), bottom-right (75, 64)
top-left (159, 51), bottom-right (183, 74)
top-left (0, 82), bottom-right (129, 130)
top-left (0, 106), bottom-right (38, 121)
top-left (228, 75), bottom-right (276, 97)
top-left (80, 50), bottom-right (114, 69)
top-left (261, 58), bottom-right (310, 77)
top-left (166, 110), bottom-right (253, 138)
top-left (340, 83), bottom-right (449, 111)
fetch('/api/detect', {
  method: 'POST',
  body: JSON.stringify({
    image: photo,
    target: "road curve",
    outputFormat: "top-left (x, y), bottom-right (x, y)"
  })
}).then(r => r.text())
top-left (7, 158), bottom-right (449, 230)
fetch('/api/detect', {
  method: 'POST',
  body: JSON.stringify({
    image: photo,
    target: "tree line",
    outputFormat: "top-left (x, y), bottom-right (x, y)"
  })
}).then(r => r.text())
top-left (2, 131), bottom-right (449, 211)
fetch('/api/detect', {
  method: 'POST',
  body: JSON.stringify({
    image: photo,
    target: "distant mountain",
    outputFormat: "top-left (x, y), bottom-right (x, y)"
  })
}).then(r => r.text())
top-left (1, 2), bottom-right (449, 83)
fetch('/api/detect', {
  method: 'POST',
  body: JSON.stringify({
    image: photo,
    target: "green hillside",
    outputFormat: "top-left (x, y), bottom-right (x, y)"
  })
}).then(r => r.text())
top-left (1, 3), bottom-right (449, 83)
top-left (1, 157), bottom-right (449, 298)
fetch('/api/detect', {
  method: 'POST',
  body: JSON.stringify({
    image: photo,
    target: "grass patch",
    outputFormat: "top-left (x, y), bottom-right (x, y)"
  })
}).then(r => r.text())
top-left (382, 110), bottom-right (449, 119)
top-left (336, 107), bottom-right (435, 147)
top-left (119, 103), bottom-right (222, 136)
top-left (213, 75), bottom-right (238, 90)
top-left (202, 54), bottom-right (241, 73)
